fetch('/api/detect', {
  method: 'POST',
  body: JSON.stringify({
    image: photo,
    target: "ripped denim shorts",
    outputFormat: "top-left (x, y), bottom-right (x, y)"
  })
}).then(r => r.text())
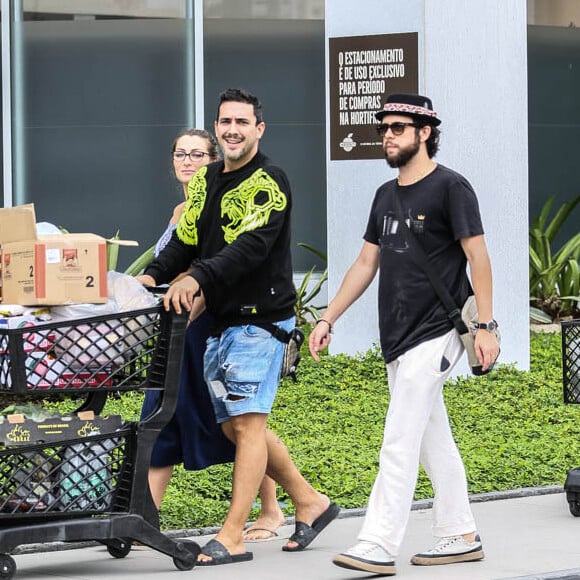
top-left (203, 317), bottom-right (294, 423)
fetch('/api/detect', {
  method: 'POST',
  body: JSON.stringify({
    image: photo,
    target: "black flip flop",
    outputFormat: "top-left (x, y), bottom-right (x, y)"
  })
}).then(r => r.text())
top-left (282, 502), bottom-right (340, 552)
top-left (197, 539), bottom-right (253, 566)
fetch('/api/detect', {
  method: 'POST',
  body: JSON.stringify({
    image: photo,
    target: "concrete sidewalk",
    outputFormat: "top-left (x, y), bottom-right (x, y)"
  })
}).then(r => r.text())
top-left (5, 489), bottom-right (580, 580)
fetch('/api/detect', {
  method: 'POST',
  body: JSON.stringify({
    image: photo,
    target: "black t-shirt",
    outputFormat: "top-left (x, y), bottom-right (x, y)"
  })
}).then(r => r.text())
top-left (364, 164), bottom-right (484, 362)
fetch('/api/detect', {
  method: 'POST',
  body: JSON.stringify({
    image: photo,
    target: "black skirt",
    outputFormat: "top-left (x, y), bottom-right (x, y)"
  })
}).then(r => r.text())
top-left (140, 312), bottom-right (236, 470)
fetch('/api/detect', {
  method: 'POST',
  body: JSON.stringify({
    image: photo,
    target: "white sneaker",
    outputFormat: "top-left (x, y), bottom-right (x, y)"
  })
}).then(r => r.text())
top-left (411, 534), bottom-right (484, 566)
top-left (333, 541), bottom-right (396, 576)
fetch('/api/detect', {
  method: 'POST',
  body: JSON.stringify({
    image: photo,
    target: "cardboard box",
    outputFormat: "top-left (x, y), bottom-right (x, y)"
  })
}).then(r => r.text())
top-left (0, 205), bottom-right (107, 306)
top-left (1, 234), bottom-right (108, 305)
top-left (0, 203), bottom-right (37, 243)
top-left (0, 411), bottom-right (123, 446)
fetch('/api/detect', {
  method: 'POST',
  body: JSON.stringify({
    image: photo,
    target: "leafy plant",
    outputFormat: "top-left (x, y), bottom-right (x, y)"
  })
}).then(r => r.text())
top-left (294, 242), bottom-right (328, 326)
top-left (107, 230), bottom-right (121, 271)
top-left (123, 245), bottom-right (155, 276)
top-left (529, 195), bottom-right (580, 321)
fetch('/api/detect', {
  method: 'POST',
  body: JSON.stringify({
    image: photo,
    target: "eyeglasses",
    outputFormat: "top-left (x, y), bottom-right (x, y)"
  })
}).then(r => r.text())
top-left (173, 150), bottom-right (210, 162)
top-left (375, 122), bottom-right (418, 137)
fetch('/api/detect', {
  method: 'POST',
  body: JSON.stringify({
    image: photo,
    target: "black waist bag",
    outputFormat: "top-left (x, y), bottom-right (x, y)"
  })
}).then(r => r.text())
top-left (256, 323), bottom-right (305, 382)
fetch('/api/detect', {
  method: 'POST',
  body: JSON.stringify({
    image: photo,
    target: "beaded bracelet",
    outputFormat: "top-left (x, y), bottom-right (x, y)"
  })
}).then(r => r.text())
top-left (316, 318), bottom-right (333, 334)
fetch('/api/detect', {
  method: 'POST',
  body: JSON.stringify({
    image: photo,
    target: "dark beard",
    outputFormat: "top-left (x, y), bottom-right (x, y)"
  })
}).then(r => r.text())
top-left (384, 136), bottom-right (420, 168)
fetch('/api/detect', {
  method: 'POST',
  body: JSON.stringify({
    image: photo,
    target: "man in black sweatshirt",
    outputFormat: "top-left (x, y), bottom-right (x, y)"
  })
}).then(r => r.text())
top-left (138, 88), bottom-right (338, 566)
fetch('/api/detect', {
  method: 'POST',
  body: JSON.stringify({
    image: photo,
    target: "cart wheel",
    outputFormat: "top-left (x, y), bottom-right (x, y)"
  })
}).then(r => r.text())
top-left (0, 555), bottom-right (16, 580)
top-left (172, 539), bottom-right (200, 571)
top-left (569, 501), bottom-right (580, 517)
top-left (107, 538), bottom-right (133, 559)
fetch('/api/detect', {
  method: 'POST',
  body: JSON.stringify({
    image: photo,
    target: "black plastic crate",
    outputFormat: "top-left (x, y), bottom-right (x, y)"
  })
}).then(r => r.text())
top-left (0, 307), bottom-right (199, 576)
top-left (562, 319), bottom-right (580, 404)
top-left (0, 427), bottom-right (134, 520)
top-left (0, 306), bottom-right (165, 393)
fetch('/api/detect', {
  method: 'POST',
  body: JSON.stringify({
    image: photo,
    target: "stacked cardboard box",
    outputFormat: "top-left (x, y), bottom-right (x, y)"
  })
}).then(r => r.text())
top-left (0, 204), bottom-right (107, 306)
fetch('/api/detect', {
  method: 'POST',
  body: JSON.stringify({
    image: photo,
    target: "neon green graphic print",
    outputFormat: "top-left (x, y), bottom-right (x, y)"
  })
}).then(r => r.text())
top-left (177, 166), bottom-right (208, 246)
top-left (221, 168), bottom-right (287, 243)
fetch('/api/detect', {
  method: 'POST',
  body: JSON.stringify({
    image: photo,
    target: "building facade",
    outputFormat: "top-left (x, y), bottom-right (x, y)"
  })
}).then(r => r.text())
top-left (0, 0), bottom-right (577, 370)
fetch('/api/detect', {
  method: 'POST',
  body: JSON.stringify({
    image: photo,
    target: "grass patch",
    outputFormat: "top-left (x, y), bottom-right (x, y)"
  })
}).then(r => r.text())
top-left (155, 331), bottom-right (580, 530)
top-left (13, 330), bottom-right (580, 531)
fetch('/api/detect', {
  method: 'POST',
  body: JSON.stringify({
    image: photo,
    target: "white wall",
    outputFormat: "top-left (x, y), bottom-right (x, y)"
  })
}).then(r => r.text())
top-left (325, 0), bottom-right (530, 373)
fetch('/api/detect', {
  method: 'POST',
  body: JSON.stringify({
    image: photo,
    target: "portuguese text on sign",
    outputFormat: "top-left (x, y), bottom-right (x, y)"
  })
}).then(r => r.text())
top-left (329, 33), bottom-right (418, 161)
top-left (339, 49), bottom-right (406, 126)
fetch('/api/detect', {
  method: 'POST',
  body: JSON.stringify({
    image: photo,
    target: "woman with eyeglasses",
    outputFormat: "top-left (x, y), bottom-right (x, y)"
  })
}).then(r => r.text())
top-left (153, 129), bottom-right (219, 257)
top-left (141, 129), bottom-right (285, 542)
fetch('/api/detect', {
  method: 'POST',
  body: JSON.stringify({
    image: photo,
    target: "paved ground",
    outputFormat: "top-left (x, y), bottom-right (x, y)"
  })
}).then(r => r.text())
top-left (3, 488), bottom-right (580, 580)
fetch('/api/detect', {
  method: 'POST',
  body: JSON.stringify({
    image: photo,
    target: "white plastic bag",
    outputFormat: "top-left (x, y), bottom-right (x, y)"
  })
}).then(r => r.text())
top-left (106, 271), bottom-right (159, 347)
top-left (107, 271), bottom-right (158, 312)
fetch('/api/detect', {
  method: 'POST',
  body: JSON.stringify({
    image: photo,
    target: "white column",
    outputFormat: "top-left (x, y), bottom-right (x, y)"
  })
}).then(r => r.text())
top-left (325, 0), bottom-right (530, 373)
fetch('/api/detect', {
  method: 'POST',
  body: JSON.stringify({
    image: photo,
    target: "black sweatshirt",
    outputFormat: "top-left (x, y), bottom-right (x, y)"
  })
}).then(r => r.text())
top-left (144, 151), bottom-right (296, 332)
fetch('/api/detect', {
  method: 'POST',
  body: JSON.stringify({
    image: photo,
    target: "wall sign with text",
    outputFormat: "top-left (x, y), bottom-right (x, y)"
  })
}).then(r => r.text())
top-left (329, 32), bottom-right (418, 161)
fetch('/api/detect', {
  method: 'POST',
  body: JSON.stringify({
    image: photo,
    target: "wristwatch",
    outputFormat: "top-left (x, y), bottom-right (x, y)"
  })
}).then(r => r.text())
top-left (474, 320), bottom-right (498, 332)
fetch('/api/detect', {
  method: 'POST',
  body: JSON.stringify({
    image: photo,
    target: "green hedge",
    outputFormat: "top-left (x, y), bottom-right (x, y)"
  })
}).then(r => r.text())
top-left (60, 331), bottom-right (580, 530)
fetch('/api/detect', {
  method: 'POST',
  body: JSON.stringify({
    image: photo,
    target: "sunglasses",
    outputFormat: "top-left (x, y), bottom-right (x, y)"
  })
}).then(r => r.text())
top-left (375, 122), bottom-right (418, 137)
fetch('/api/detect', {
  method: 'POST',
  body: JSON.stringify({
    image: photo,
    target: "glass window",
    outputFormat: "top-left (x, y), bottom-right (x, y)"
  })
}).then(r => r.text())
top-left (528, 0), bottom-right (580, 26)
top-left (528, 0), bottom-right (580, 246)
top-left (5, 0), bottom-right (326, 271)
top-left (11, 1), bottom-right (197, 269)
top-left (205, 0), bottom-right (323, 20)
top-left (0, 5), bottom-right (3, 206)
top-left (204, 1), bottom-right (327, 270)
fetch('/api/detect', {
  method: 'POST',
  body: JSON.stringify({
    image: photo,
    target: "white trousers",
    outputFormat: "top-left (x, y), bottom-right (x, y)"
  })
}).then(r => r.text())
top-left (358, 329), bottom-right (476, 556)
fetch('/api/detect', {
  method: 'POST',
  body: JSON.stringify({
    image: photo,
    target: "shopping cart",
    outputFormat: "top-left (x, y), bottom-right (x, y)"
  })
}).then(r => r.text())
top-left (0, 304), bottom-right (200, 578)
top-left (562, 318), bottom-right (580, 517)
